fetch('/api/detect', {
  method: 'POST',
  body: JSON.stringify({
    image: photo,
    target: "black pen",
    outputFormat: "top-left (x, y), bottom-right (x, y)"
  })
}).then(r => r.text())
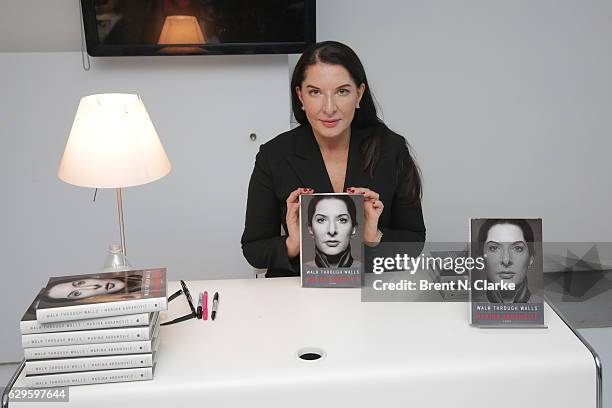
top-left (211, 292), bottom-right (219, 320)
top-left (196, 292), bottom-right (203, 319)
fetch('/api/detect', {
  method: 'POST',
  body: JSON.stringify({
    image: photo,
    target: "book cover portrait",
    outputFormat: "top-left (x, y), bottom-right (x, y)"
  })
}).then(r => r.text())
top-left (300, 193), bottom-right (364, 287)
top-left (38, 269), bottom-right (166, 308)
top-left (35, 269), bottom-right (167, 323)
top-left (469, 218), bottom-right (545, 327)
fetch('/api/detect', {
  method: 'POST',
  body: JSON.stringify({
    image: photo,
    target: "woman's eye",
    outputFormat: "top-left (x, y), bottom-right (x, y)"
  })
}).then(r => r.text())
top-left (315, 216), bottom-right (326, 223)
top-left (487, 245), bottom-right (499, 252)
top-left (69, 290), bottom-right (81, 298)
top-left (337, 88), bottom-right (350, 96)
top-left (75, 280), bottom-right (85, 286)
top-left (338, 217), bottom-right (348, 224)
top-left (513, 245), bottom-right (525, 253)
top-left (308, 89), bottom-right (320, 96)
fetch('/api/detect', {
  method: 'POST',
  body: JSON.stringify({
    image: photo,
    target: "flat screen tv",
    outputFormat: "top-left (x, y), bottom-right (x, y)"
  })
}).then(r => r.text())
top-left (81, 0), bottom-right (316, 56)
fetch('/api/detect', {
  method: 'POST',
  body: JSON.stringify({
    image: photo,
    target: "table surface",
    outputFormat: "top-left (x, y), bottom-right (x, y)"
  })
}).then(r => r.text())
top-left (13, 277), bottom-right (597, 408)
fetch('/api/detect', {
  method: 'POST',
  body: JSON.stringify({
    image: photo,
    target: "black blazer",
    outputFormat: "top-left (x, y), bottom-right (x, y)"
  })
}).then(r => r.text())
top-left (241, 123), bottom-right (426, 277)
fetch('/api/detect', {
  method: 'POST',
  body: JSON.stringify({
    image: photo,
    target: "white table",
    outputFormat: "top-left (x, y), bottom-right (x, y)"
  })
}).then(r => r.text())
top-left (8, 277), bottom-right (599, 407)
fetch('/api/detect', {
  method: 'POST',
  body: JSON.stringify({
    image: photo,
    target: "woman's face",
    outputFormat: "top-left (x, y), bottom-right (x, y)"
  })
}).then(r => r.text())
top-left (309, 198), bottom-right (356, 256)
top-left (47, 278), bottom-right (126, 300)
top-left (296, 62), bottom-right (365, 142)
top-left (483, 224), bottom-right (533, 287)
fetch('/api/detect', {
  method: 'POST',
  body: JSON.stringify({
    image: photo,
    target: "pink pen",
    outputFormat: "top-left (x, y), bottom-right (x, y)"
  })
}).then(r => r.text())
top-left (203, 291), bottom-right (209, 320)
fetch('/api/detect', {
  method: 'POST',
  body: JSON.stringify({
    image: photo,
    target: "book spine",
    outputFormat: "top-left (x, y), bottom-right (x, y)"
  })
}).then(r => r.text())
top-left (25, 366), bottom-right (154, 388)
top-left (23, 339), bottom-right (154, 360)
top-left (20, 312), bottom-right (153, 335)
top-left (25, 354), bottom-right (154, 375)
top-left (36, 297), bottom-right (167, 323)
top-left (22, 326), bottom-right (152, 348)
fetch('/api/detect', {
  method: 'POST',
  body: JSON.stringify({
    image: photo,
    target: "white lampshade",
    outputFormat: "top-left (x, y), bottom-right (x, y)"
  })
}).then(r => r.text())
top-left (58, 94), bottom-right (171, 188)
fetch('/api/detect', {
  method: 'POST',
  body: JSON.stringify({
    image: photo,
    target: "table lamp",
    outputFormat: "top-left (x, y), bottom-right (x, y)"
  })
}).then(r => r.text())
top-left (58, 93), bottom-right (171, 266)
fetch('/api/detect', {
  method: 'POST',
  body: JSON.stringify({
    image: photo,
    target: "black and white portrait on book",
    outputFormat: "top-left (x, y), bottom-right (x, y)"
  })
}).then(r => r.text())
top-left (470, 218), bottom-right (543, 304)
top-left (300, 193), bottom-right (364, 271)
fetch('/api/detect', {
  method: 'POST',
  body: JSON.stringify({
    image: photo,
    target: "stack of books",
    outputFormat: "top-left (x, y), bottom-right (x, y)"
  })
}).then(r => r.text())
top-left (19, 268), bottom-right (167, 387)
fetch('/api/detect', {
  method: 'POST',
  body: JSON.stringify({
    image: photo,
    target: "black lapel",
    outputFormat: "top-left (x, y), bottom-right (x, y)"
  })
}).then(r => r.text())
top-left (286, 125), bottom-right (334, 192)
top-left (286, 124), bottom-right (372, 192)
top-left (344, 125), bottom-right (370, 190)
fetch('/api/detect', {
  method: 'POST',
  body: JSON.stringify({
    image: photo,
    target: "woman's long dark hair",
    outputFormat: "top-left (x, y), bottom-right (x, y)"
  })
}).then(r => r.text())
top-left (291, 40), bottom-right (422, 203)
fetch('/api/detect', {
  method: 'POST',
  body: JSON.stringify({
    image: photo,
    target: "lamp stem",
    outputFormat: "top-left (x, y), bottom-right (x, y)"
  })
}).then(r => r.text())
top-left (116, 188), bottom-right (127, 262)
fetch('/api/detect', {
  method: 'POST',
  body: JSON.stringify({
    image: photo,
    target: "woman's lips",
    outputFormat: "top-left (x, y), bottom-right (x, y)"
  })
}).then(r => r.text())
top-left (497, 272), bottom-right (516, 280)
top-left (325, 240), bottom-right (340, 247)
top-left (320, 119), bottom-right (339, 128)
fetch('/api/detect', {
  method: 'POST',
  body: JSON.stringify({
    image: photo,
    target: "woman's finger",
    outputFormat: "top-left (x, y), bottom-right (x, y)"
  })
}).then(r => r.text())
top-left (346, 187), bottom-right (379, 201)
top-left (286, 187), bottom-right (313, 204)
top-left (365, 199), bottom-right (384, 215)
top-left (372, 199), bottom-right (384, 210)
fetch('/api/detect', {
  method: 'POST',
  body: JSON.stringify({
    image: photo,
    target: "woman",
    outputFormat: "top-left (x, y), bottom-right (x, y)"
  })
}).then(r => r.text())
top-left (241, 41), bottom-right (426, 277)
top-left (304, 194), bottom-right (359, 268)
top-left (477, 219), bottom-right (535, 303)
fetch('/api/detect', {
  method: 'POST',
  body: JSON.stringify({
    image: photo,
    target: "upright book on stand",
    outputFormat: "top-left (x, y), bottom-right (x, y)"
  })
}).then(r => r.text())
top-left (35, 269), bottom-right (167, 323)
top-left (300, 193), bottom-right (364, 288)
top-left (469, 218), bottom-right (546, 328)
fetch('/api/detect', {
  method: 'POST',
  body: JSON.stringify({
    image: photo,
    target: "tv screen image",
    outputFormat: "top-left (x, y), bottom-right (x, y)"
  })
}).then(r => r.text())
top-left (82, 0), bottom-right (316, 56)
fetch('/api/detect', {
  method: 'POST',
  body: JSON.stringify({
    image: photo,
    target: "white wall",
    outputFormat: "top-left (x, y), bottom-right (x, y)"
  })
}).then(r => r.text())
top-left (0, 52), bottom-right (290, 361)
top-left (0, 0), bottom-right (81, 52)
top-left (317, 0), bottom-right (612, 242)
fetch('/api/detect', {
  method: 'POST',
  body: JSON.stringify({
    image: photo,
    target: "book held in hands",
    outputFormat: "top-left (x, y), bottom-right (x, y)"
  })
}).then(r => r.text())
top-left (300, 193), bottom-right (364, 288)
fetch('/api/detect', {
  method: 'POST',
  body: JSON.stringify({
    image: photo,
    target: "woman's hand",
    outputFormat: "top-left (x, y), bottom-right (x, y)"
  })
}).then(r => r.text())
top-left (347, 187), bottom-right (384, 243)
top-left (285, 187), bottom-right (314, 258)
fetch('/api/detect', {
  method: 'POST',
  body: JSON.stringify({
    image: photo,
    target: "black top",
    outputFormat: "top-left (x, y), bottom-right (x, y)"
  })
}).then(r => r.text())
top-left (241, 123), bottom-right (426, 277)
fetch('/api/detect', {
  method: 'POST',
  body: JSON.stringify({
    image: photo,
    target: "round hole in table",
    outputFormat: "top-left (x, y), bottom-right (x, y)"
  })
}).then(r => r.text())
top-left (296, 347), bottom-right (326, 362)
